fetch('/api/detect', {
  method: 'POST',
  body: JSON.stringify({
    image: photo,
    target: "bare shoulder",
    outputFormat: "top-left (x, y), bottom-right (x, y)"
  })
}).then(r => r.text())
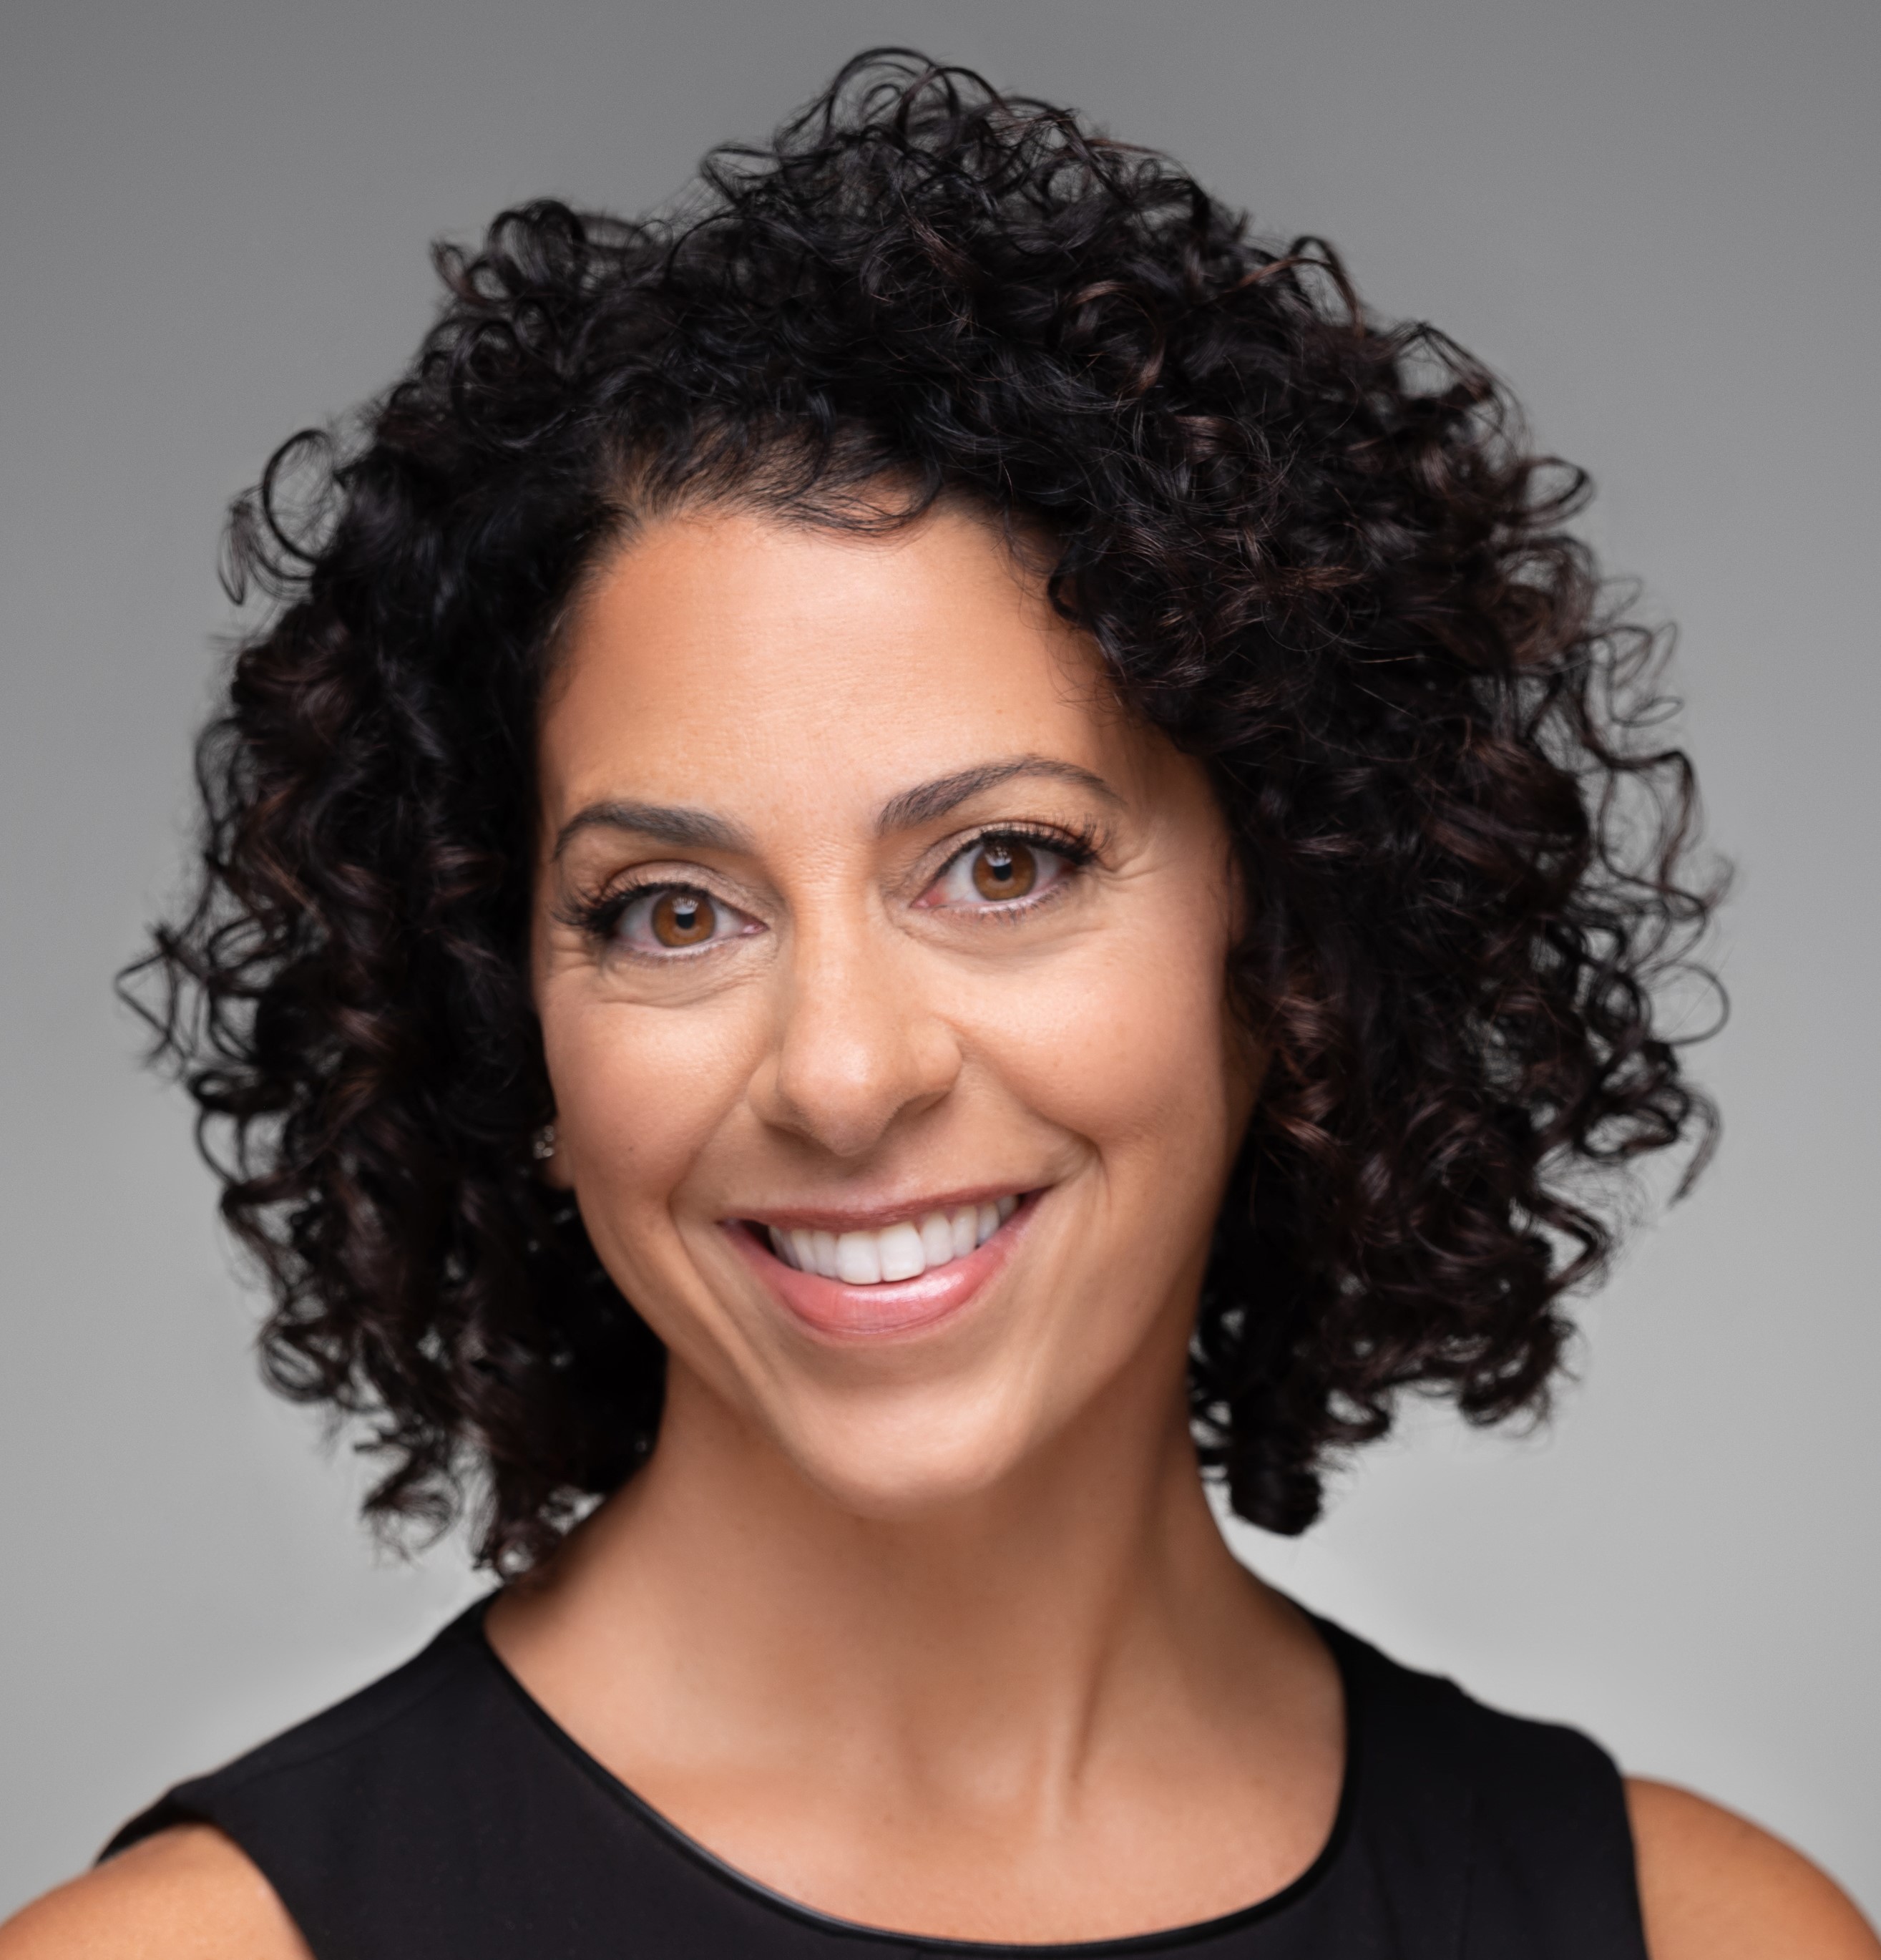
top-left (0, 1825), bottom-right (311, 1960)
top-left (1627, 1777), bottom-right (1880, 1960)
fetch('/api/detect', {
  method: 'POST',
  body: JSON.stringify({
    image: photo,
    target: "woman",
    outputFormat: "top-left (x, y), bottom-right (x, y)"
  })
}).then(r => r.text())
top-left (4, 51), bottom-right (1873, 1960)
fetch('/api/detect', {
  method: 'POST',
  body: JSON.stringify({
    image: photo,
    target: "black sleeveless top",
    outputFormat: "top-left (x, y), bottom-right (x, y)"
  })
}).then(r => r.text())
top-left (104, 1601), bottom-right (1648, 1959)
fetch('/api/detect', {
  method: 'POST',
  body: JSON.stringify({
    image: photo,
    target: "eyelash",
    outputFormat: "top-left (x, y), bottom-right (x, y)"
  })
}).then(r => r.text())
top-left (922, 821), bottom-right (1103, 917)
top-left (563, 820), bottom-right (1106, 953)
top-left (562, 881), bottom-right (723, 950)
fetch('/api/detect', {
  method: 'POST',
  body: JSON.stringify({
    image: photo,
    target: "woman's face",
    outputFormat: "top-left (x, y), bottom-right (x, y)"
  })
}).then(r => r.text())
top-left (534, 502), bottom-right (1256, 1516)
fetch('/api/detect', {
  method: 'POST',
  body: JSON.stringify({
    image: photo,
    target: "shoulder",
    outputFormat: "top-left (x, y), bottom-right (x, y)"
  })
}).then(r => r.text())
top-left (1327, 1622), bottom-right (1877, 1959)
top-left (1332, 1618), bottom-right (1628, 1822)
top-left (0, 1607), bottom-right (497, 1960)
top-left (1627, 1777), bottom-right (1880, 1960)
top-left (0, 1825), bottom-right (311, 1959)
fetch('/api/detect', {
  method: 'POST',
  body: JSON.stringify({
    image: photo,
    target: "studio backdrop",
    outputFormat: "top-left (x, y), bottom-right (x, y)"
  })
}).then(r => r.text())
top-left (3, 0), bottom-right (1876, 1921)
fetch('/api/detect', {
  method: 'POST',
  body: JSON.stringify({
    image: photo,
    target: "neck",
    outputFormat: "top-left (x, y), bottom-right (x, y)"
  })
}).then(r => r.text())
top-left (489, 1342), bottom-right (1295, 1803)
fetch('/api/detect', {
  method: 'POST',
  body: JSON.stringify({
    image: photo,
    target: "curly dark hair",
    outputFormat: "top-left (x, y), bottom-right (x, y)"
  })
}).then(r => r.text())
top-left (130, 50), bottom-right (1720, 1571)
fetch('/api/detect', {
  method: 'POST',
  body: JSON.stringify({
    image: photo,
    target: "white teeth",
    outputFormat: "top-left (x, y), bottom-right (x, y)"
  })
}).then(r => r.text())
top-left (876, 1222), bottom-right (925, 1282)
top-left (835, 1232), bottom-right (883, 1284)
top-left (767, 1197), bottom-right (1022, 1286)
top-left (919, 1212), bottom-right (954, 1267)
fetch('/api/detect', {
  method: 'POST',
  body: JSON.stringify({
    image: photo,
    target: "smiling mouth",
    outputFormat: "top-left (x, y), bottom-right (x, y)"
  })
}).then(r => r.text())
top-left (759, 1196), bottom-right (1020, 1287)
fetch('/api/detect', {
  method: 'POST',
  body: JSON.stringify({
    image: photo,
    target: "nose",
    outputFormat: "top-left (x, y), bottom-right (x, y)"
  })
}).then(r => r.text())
top-left (749, 912), bottom-right (962, 1161)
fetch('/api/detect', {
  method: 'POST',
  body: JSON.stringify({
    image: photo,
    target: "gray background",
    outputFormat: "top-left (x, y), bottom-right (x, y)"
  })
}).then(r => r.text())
top-left (4, 0), bottom-right (1877, 1925)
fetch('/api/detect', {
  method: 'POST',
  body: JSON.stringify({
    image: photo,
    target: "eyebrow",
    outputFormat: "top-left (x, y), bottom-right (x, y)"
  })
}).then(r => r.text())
top-left (551, 755), bottom-right (1122, 862)
top-left (552, 800), bottom-right (752, 860)
top-left (874, 756), bottom-right (1123, 835)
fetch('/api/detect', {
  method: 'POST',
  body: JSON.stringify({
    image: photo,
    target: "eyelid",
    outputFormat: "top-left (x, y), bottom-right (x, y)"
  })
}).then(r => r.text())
top-left (929, 816), bottom-right (1106, 871)
top-left (915, 821), bottom-right (1100, 913)
top-left (560, 853), bottom-right (756, 913)
top-left (562, 870), bottom-right (763, 955)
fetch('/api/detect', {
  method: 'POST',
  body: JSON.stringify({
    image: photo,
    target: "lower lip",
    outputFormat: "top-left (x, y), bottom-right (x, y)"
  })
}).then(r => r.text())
top-left (727, 1201), bottom-right (1032, 1340)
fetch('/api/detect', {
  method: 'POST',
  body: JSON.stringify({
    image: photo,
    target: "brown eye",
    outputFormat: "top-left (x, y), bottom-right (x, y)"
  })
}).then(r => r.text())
top-left (651, 891), bottom-right (716, 947)
top-left (972, 839), bottom-right (1037, 900)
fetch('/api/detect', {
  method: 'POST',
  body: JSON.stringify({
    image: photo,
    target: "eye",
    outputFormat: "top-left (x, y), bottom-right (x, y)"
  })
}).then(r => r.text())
top-left (920, 834), bottom-right (1080, 912)
top-left (971, 839), bottom-right (1037, 900)
top-left (608, 885), bottom-right (757, 955)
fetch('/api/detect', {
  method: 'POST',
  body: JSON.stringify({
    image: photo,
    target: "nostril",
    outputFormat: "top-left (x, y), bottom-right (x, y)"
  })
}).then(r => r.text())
top-left (760, 971), bottom-right (965, 1161)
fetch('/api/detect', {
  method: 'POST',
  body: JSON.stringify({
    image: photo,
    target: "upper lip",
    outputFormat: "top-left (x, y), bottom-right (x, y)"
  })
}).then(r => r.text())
top-left (729, 1184), bottom-right (1032, 1234)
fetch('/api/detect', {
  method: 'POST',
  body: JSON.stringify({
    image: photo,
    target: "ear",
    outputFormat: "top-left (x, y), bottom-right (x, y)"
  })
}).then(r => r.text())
top-left (1218, 848), bottom-right (1270, 1126)
top-left (532, 1121), bottom-right (575, 1191)
top-left (1222, 1000), bottom-right (1271, 1139)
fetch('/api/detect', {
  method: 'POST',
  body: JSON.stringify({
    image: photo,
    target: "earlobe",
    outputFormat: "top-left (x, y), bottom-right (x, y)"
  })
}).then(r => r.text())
top-left (1228, 1018), bottom-right (1270, 1113)
top-left (532, 1121), bottom-right (575, 1190)
top-left (1218, 962), bottom-right (1271, 1126)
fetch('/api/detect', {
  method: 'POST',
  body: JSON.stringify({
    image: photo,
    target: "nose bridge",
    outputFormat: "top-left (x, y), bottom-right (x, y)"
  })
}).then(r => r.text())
top-left (761, 890), bottom-right (957, 1159)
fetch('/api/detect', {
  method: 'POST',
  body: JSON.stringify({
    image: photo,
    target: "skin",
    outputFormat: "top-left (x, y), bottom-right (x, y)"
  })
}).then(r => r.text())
top-left (5, 505), bottom-right (1873, 1957)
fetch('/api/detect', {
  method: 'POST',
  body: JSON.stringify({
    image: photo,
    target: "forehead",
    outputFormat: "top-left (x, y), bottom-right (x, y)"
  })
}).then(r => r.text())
top-left (538, 504), bottom-right (1138, 826)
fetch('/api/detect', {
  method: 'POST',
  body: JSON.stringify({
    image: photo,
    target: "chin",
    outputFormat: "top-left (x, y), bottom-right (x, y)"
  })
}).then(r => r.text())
top-left (765, 1389), bottom-right (1050, 1522)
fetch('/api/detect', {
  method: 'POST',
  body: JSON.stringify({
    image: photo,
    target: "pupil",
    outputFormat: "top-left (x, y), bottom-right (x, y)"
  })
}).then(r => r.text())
top-left (653, 892), bottom-right (714, 946)
top-left (972, 839), bottom-right (1037, 901)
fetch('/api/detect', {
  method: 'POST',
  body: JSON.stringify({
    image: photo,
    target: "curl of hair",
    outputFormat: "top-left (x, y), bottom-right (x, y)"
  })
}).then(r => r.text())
top-left (128, 51), bottom-right (1721, 1569)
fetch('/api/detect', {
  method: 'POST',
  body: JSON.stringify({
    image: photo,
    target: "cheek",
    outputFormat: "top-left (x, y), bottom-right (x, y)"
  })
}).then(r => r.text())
top-left (982, 897), bottom-right (1245, 1194)
top-left (541, 992), bottom-right (757, 1230)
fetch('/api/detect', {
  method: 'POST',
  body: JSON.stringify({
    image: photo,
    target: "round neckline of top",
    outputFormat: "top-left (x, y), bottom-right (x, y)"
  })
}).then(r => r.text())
top-left (468, 1596), bottom-right (1362, 1955)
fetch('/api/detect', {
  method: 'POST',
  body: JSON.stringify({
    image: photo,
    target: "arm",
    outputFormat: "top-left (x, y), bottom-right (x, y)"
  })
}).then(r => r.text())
top-left (0, 1825), bottom-right (312, 1960)
top-left (1628, 1778), bottom-right (1880, 1960)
